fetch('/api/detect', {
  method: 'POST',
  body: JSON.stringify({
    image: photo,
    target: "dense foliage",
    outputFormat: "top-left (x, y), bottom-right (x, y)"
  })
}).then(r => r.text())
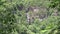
top-left (0, 0), bottom-right (60, 34)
